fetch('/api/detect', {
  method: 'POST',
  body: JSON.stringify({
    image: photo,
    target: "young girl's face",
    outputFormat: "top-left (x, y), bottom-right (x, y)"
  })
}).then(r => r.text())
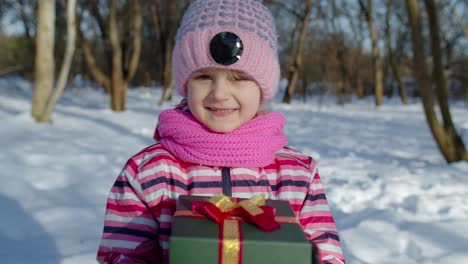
top-left (186, 68), bottom-right (261, 133)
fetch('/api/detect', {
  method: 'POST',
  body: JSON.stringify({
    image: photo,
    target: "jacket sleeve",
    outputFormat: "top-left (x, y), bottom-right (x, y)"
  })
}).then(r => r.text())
top-left (298, 168), bottom-right (345, 264)
top-left (97, 158), bottom-right (160, 264)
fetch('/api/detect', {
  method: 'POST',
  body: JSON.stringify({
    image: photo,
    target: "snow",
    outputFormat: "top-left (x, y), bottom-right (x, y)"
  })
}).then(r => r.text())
top-left (1, 76), bottom-right (467, 264)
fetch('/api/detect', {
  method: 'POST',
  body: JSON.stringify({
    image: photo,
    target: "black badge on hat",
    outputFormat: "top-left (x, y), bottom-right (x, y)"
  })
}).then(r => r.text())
top-left (209, 32), bottom-right (243, 65)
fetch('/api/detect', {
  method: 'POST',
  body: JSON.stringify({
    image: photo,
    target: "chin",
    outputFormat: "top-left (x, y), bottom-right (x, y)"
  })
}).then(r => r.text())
top-left (208, 125), bottom-right (238, 133)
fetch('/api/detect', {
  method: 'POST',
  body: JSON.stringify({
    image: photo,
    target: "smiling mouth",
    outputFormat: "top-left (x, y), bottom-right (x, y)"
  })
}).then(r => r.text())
top-left (207, 107), bottom-right (237, 115)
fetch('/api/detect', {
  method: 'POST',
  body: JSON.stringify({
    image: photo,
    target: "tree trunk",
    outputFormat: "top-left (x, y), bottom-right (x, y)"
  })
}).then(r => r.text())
top-left (385, 0), bottom-right (407, 104)
top-left (109, 0), bottom-right (124, 111)
top-left (78, 0), bottom-right (141, 111)
top-left (465, 80), bottom-right (468, 106)
top-left (336, 40), bottom-right (350, 104)
top-left (81, 36), bottom-right (111, 93)
top-left (389, 54), bottom-right (407, 104)
top-left (280, 22), bottom-right (299, 103)
top-left (158, 1), bottom-right (178, 106)
top-left (150, 2), bottom-right (161, 42)
top-left (19, 1), bottom-right (32, 40)
top-left (123, 0), bottom-right (142, 90)
top-left (405, 0), bottom-right (468, 162)
top-left (424, 0), bottom-right (468, 161)
top-left (359, 0), bottom-right (384, 106)
top-left (464, 63), bottom-right (468, 106)
top-left (158, 45), bottom-right (174, 106)
top-left (87, 0), bottom-right (112, 75)
top-left (38, 0), bottom-right (77, 122)
top-left (32, 0), bottom-right (55, 121)
top-left (282, 0), bottom-right (313, 104)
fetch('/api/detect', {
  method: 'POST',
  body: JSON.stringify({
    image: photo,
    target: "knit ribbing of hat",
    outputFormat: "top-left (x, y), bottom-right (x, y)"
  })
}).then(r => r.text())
top-left (155, 109), bottom-right (288, 167)
top-left (176, 0), bottom-right (277, 51)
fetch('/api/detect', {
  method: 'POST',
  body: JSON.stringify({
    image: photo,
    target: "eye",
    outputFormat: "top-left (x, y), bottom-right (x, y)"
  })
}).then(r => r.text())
top-left (232, 74), bottom-right (250, 81)
top-left (193, 74), bottom-right (212, 80)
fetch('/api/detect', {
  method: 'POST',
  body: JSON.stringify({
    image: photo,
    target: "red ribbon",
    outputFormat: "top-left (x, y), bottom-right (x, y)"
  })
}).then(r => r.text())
top-left (191, 200), bottom-right (280, 232)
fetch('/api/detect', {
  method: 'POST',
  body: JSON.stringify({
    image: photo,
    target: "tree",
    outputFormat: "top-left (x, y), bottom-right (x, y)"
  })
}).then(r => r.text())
top-left (449, 1), bottom-right (467, 37)
top-left (359, 0), bottom-right (384, 106)
top-left (31, 0), bottom-right (55, 121)
top-left (405, 0), bottom-right (468, 162)
top-left (79, 0), bottom-right (142, 111)
top-left (282, 0), bottom-right (314, 104)
top-left (327, 0), bottom-right (354, 104)
top-left (36, 0), bottom-right (77, 122)
top-left (32, 0), bottom-right (77, 123)
top-left (338, 0), bottom-right (366, 100)
top-left (152, 1), bottom-right (176, 106)
top-left (385, 0), bottom-right (407, 104)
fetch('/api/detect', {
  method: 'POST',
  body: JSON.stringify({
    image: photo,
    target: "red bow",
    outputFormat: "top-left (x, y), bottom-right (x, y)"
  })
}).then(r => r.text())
top-left (191, 194), bottom-right (280, 232)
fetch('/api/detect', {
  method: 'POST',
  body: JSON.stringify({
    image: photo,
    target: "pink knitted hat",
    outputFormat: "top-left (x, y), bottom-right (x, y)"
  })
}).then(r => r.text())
top-left (172, 0), bottom-right (280, 101)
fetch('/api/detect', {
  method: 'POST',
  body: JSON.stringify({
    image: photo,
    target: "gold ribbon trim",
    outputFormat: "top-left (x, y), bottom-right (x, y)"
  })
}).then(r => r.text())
top-left (221, 219), bottom-right (241, 264)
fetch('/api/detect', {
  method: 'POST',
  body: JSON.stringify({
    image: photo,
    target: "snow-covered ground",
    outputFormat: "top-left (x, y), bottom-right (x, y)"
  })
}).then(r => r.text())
top-left (1, 76), bottom-right (467, 264)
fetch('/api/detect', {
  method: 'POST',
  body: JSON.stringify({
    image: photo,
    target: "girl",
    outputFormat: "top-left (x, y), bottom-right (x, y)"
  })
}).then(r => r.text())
top-left (97, 0), bottom-right (344, 263)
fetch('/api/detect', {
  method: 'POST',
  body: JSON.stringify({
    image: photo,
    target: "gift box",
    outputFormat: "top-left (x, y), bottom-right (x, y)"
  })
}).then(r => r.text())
top-left (169, 195), bottom-right (313, 264)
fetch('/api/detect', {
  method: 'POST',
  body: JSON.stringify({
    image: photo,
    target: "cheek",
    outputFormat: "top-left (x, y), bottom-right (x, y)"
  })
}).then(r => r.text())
top-left (248, 86), bottom-right (262, 110)
top-left (186, 85), bottom-right (202, 104)
top-left (186, 89), bottom-right (200, 115)
top-left (241, 92), bottom-right (261, 114)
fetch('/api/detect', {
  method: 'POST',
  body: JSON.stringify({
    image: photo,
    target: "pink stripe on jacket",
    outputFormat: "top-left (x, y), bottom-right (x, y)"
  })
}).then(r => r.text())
top-left (97, 144), bottom-right (344, 264)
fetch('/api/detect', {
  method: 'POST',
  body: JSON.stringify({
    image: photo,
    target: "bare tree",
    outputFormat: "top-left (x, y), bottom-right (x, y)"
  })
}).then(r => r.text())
top-left (34, 0), bottom-right (77, 122)
top-left (149, 0), bottom-right (191, 106)
top-left (359, 0), bottom-right (384, 106)
top-left (340, 0), bottom-right (366, 100)
top-left (328, 1), bottom-right (353, 104)
top-left (79, 0), bottom-right (142, 111)
top-left (449, 2), bottom-right (468, 37)
top-left (79, 6), bottom-right (111, 94)
top-left (31, 0), bottom-right (55, 121)
top-left (154, 1), bottom-right (177, 106)
top-left (405, 0), bottom-right (468, 162)
top-left (385, 0), bottom-right (407, 104)
top-left (282, 0), bottom-right (314, 104)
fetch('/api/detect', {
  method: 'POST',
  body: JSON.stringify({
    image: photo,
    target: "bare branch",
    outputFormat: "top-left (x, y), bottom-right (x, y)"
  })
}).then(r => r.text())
top-left (264, 0), bottom-right (302, 19)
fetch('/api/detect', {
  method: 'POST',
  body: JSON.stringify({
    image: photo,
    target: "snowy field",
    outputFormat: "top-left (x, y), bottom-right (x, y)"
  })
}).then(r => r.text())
top-left (1, 76), bottom-right (468, 264)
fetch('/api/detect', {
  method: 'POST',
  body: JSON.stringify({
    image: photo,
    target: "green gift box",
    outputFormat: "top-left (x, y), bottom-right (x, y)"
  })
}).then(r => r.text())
top-left (169, 195), bottom-right (313, 264)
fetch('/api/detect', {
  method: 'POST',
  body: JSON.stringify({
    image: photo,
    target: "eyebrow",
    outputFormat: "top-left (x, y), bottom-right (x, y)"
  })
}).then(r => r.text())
top-left (197, 68), bottom-right (219, 74)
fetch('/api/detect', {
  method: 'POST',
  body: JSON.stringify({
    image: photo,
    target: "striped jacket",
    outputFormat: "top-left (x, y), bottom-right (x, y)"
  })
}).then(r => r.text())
top-left (97, 143), bottom-right (344, 264)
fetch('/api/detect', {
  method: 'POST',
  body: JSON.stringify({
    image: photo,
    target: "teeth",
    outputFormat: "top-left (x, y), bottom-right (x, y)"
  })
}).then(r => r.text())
top-left (209, 108), bottom-right (234, 112)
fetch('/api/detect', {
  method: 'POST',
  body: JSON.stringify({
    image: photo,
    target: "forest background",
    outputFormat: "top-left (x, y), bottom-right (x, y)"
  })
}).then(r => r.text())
top-left (1, 0), bottom-right (467, 163)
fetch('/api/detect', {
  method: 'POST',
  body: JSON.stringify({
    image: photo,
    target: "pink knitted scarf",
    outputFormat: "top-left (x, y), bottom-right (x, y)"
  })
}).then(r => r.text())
top-left (154, 109), bottom-right (288, 167)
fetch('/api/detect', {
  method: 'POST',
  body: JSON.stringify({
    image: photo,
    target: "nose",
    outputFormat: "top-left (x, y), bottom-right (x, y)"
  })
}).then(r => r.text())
top-left (210, 77), bottom-right (230, 101)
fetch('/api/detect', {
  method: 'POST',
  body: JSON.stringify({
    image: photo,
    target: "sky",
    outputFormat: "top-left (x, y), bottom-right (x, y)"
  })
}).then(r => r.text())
top-left (1, 75), bottom-right (468, 263)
